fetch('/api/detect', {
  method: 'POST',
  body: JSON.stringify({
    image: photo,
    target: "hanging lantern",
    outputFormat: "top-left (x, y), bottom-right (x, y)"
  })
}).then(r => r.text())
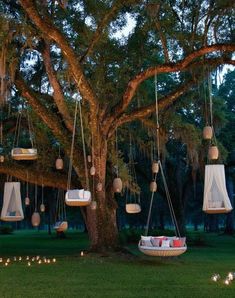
top-left (203, 126), bottom-right (213, 140)
top-left (55, 158), bottom-right (63, 170)
top-left (87, 155), bottom-right (92, 163)
top-left (208, 145), bottom-right (219, 160)
top-left (40, 203), bottom-right (45, 213)
top-left (31, 212), bottom-right (40, 227)
top-left (150, 181), bottom-right (157, 192)
top-left (96, 182), bottom-right (102, 192)
top-left (90, 201), bottom-right (97, 210)
top-left (113, 177), bottom-right (122, 193)
top-left (152, 161), bottom-right (159, 174)
top-left (25, 197), bottom-right (30, 206)
top-left (90, 166), bottom-right (96, 176)
top-left (0, 155), bottom-right (4, 163)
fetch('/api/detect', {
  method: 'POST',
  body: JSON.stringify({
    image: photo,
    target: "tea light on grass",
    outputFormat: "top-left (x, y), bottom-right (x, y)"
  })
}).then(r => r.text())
top-left (7, 258), bottom-right (10, 263)
top-left (0, 258), bottom-right (2, 263)
top-left (227, 272), bottom-right (234, 281)
top-left (14, 257), bottom-right (17, 261)
top-left (19, 257), bottom-right (22, 261)
top-left (26, 256), bottom-right (29, 260)
top-left (47, 259), bottom-right (51, 264)
top-left (4, 262), bottom-right (8, 266)
top-left (27, 262), bottom-right (31, 267)
top-left (52, 258), bottom-right (56, 263)
top-left (81, 251), bottom-right (84, 257)
top-left (224, 279), bottom-right (230, 285)
top-left (211, 274), bottom-right (220, 282)
top-left (38, 260), bottom-right (42, 264)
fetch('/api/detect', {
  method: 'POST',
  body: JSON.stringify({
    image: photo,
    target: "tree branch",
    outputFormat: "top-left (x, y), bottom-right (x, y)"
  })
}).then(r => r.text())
top-left (19, 0), bottom-right (99, 128)
top-left (102, 44), bottom-right (235, 134)
top-left (41, 40), bottom-right (74, 132)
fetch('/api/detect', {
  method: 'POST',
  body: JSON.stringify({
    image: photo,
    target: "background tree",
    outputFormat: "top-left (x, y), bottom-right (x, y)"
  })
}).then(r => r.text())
top-left (0, 0), bottom-right (234, 251)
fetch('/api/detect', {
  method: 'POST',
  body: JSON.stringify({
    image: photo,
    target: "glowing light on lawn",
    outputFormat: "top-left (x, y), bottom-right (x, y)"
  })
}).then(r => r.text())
top-left (27, 262), bottom-right (31, 267)
top-left (4, 262), bottom-right (8, 266)
top-left (224, 279), bottom-right (230, 285)
top-left (81, 251), bottom-right (84, 256)
top-left (19, 257), bottom-right (22, 261)
top-left (211, 274), bottom-right (220, 282)
top-left (52, 258), bottom-right (56, 263)
top-left (227, 272), bottom-right (234, 281)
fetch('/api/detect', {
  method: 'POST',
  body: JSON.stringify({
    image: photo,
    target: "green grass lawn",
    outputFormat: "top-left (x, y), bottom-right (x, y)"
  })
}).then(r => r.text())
top-left (0, 230), bottom-right (235, 298)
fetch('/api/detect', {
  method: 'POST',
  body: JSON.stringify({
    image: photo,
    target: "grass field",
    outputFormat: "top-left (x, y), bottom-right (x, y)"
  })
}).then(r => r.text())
top-left (0, 230), bottom-right (235, 298)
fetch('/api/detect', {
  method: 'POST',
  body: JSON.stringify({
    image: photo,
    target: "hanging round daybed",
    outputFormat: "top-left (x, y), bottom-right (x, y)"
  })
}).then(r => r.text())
top-left (65, 99), bottom-right (91, 207)
top-left (11, 110), bottom-right (38, 160)
top-left (125, 135), bottom-right (141, 214)
top-left (138, 75), bottom-right (187, 257)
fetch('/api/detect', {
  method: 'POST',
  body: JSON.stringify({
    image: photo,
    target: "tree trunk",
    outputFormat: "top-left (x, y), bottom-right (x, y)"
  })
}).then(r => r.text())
top-left (85, 138), bottom-right (119, 251)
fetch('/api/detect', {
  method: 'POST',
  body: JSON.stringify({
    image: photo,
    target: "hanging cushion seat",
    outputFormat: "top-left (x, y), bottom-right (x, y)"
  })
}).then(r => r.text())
top-left (65, 189), bottom-right (91, 206)
top-left (203, 165), bottom-right (233, 214)
top-left (54, 221), bottom-right (68, 232)
top-left (138, 236), bottom-right (187, 257)
top-left (1, 182), bottom-right (24, 222)
top-left (11, 148), bottom-right (38, 160)
top-left (126, 203), bottom-right (141, 214)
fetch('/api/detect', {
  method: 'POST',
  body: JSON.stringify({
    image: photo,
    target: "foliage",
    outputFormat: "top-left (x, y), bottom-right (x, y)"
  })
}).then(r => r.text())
top-left (0, 225), bottom-right (13, 234)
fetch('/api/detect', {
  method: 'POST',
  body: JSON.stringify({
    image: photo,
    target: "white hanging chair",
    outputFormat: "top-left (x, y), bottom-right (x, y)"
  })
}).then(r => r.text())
top-left (203, 164), bottom-right (233, 214)
top-left (11, 111), bottom-right (38, 161)
top-left (11, 148), bottom-right (37, 160)
top-left (65, 189), bottom-right (91, 206)
top-left (1, 182), bottom-right (24, 221)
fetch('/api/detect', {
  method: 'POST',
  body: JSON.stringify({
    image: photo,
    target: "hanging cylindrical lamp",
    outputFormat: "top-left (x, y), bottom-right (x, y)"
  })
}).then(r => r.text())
top-left (31, 212), bottom-right (40, 227)
top-left (55, 157), bottom-right (63, 170)
top-left (25, 197), bottom-right (30, 206)
top-left (90, 201), bottom-right (97, 210)
top-left (87, 155), bottom-right (92, 163)
top-left (152, 161), bottom-right (159, 174)
top-left (90, 166), bottom-right (96, 176)
top-left (150, 181), bottom-right (157, 192)
top-left (203, 126), bottom-right (213, 140)
top-left (208, 145), bottom-right (219, 160)
top-left (113, 177), bottom-right (123, 193)
top-left (96, 182), bottom-right (102, 192)
top-left (40, 203), bottom-right (45, 212)
top-left (0, 155), bottom-right (4, 163)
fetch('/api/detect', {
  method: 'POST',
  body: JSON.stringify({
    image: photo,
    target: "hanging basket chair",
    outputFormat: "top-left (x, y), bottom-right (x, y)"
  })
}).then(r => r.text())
top-left (1, 182), bottom-right (24, 222)
top-left (203, 164), bottom-right (233, 214)
top-left (11, 148), bottom-right (38, 160)
top-left (54, 221), bottom-right (68, 232)
top-left (126, 203), bottom-right (141, 214)
top-left (203, 126), bottom-right (213, 140)
top-left (65, 189), bottom-right (91, 206)
top-left (31, 212), bottom-right (40, 227)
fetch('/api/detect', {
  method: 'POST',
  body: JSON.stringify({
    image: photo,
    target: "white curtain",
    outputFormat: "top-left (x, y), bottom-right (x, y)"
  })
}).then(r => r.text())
top-left (1, 182), bottom-right (24, 221)
top-left (203, 165), bottom-right (233, 212)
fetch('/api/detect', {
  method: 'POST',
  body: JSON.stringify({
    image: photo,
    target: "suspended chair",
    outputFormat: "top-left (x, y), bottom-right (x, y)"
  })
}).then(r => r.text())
top-left (65, 99), bottom-right (91, 207)
top-left (138, 75), bottom-right (187, 257)
top-left (203, 164), bottom-right (232, 214)
top-left (11, 110), bottom-right (38, 160)
top-left (54, 189), bottom-right (68, 232)
top-left (1, 182), bottom-right (24, 221)
top-left (125, 135), bottom-right (141, 214)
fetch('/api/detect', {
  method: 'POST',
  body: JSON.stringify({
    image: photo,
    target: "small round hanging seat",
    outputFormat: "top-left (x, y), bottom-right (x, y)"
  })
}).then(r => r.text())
top-left (138, 242), bottom-right (187, 257)
top-left (11, 148), bottom-right (38, 160)
top-left (54, 221), bottom-right (68, 232)
top-left (126, 203), bottom-right (141, 214)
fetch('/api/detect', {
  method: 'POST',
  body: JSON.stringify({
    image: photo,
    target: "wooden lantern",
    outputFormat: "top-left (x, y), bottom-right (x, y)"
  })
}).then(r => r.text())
top-left (0, 155), bottom-right (4, 163)
top-left (203, 126), bottom-right (213, 140)
top-left (25, 197), bottom-right (30, 206)
top-left (150, 181), bottom-right (157, 192)
top-left (113, 177), bottom-right (123, 193)
top-left (31, 212), bottom-right (41, 227)
top-left (90, 201), bottom-right (97, 210)
top-left (152, 161), bottom-right (159, 174)
top-left (40, 203), bottom-right (45, 212)
top-left (87, 155), bottom-right (92, 163)
top-left (90, 166), bottom-right (96, 176)
top-left (96, 182), bottom-right (102, 192)
top-left (208, 145), bottom-right (219, 160)
top-left (55, 158), bottom-right (63, 170)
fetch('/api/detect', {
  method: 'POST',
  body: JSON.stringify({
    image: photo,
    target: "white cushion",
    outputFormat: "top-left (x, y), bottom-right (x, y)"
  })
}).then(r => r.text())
top-left (161, 239), bottom-right (171, 248)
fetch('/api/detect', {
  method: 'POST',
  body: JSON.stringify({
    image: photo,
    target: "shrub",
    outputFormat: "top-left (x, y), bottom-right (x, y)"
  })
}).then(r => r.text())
top-left (0, 226), bottom-right (13, 235)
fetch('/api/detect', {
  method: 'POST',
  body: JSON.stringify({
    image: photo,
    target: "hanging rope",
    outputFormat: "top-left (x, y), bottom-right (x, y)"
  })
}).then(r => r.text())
top-left (154, 74), bottom-right (160, 160)
top-left (41, 177), bottom-right (44, 204)
top-left (78, 99), bottom-right (89, 190)
top-left (34, 184), bottom-right (38, 212)
top-left (115, 128), bottom-right (119, 177)
top-left (145, 173), bottom-right (157, 236)
top-left (26, 171), bottom-right (29, 197)
top-left (67, 100), bottom-right (78, 191)
top-left (27, 109), bottom-right (34, 148)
